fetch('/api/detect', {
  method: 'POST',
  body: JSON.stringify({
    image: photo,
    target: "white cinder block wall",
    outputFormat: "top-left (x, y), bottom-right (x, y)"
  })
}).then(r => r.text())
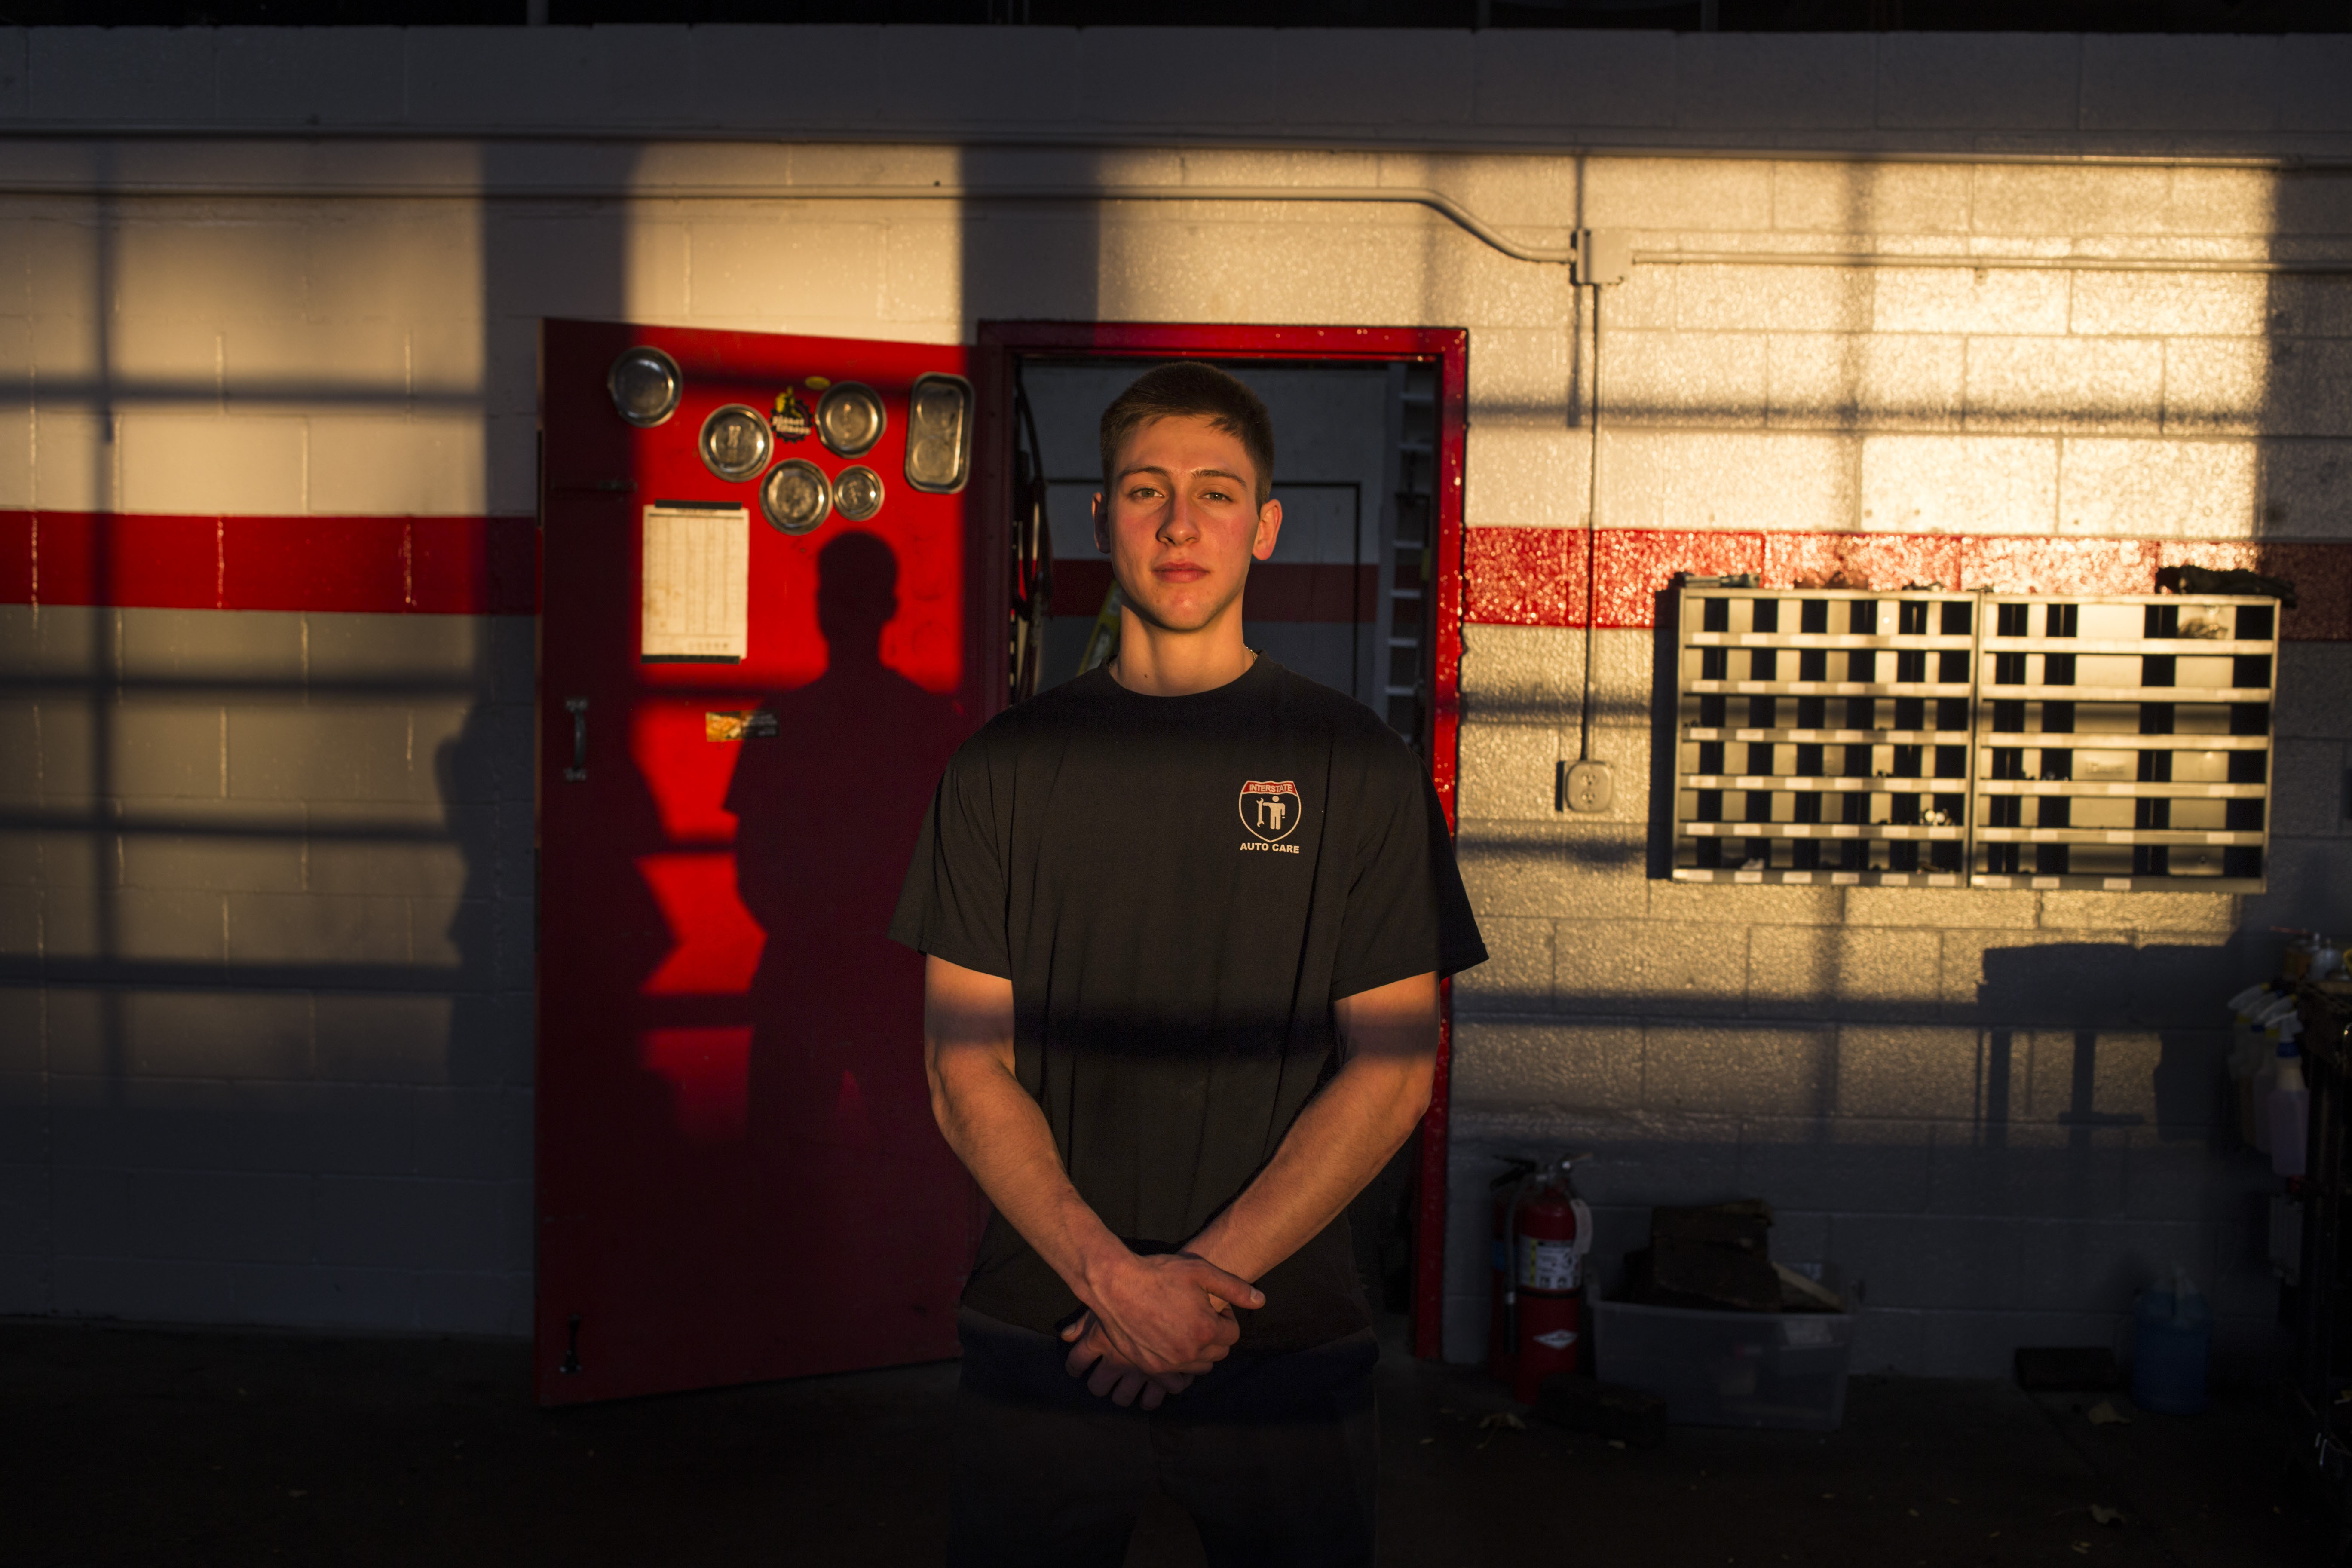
top-left (0, 26), bottom-right (2348, 1373)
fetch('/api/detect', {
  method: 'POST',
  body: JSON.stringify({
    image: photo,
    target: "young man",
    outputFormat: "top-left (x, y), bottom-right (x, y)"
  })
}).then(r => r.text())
top-left (891, 362), bottom-right (1485, 1566)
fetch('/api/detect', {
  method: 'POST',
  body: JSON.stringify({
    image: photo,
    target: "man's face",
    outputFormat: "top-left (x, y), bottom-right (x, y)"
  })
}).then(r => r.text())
top-left (1092, 414), bottom-right (1281, 635)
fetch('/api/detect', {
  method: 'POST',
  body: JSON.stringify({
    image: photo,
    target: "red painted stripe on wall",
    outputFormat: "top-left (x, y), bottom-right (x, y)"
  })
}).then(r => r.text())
top-left (3, 508), bottom-right (2343, 639)
top-left (1, 510), bottom-right (539, 616)
top-left (1467, 527), bottom-right (2352, 641)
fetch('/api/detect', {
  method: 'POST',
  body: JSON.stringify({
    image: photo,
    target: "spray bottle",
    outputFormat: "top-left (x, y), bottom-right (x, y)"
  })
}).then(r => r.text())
top-left (2270, 1016), bottom-right (2309, 1180)
top-left (2250, 995), bottom-right (2302, 1155)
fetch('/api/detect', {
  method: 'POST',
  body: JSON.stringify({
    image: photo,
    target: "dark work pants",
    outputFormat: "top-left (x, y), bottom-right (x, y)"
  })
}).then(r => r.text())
top-left (949, 1308), bottom-right (1379, 1568)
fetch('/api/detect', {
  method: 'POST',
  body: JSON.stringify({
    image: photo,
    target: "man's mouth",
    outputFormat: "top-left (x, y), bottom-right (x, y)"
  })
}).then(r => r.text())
top-left (1153, 560), bottom-right (1209, 583)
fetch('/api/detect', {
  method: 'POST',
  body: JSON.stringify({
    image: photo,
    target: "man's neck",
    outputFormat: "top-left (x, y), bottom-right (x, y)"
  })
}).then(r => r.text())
top-left (1106, 606), bottom-right (1255, 697)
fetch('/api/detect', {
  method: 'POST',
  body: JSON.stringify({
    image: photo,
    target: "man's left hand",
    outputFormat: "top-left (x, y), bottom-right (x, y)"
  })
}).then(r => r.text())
top-left (1060, 1312), bottom-right (1196, 1409)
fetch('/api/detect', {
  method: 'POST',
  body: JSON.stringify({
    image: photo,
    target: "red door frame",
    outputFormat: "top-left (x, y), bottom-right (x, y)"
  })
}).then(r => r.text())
top-left (974, 322), bottom-right (1468, 1360)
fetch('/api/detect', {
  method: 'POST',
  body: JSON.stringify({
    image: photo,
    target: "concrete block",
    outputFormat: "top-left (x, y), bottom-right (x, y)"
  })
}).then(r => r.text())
top-left (230, 1262), bottom-right (418, 1331)
top-left (2274, 738), bottom-right (2350, 838)
top-left (225, 891), bottom-right (409, 969)
top-left (1450, 1019), bottom-right (1642, 1114)
top-left (99, 699), bottom-right (225, 802)
top-left (0, 28), bottom-right (24, 120)
top-left (1464, 419), bottom-right (1587, 531)
top-left (226, 705), bottom-right (433, 805)
top-left (1276, 30), bottom-right (1471, 128)
top-left (2274, 643), bottom-right (2352, 740)
top-left (313, 1174), bottom-right (505, 1271)
top-left (214, 27), bottom-right (405, 125)
top-left (117, 413), bottom-right (306, 518)
top-left (1847, 1306), bottom-right (1925, 1373)
top-left (0, 400), bottom-right (28, 511)
top-left (313, 993), bottom-right (457, 1086)
top-left (415, 1266), bottom-right (530, 1337)
top-left (1457, 723), bottom-right (1559, 825)
top-left (483, 210), bottom-right (687, 332)
top-left (0, 885), bottom-right (33, 957)
top-left (0, 989), bottom-right (38, 1075)
top-left (1472, 29), bottom-right (1675, 129)
top-left (2121, 1125), bottom-right (2258, 1222)
top-left (1859, 434), bottom-right (2056, 535)
top-left (28, 410), bottom-right (118, 513)
top-left (1846, 885), bottom-right (2038, 931)
top-left (1065, 29), bottom-right (1274, 128)
top-left (1872, 266), bottom-right (2069, 336)
top-left (114, 216), bottom-right (310, 326)
top-left (1966, 165), bottom-right (2180, 241)
top-left (1736, 1116), bottom-right (1934, 1214)
top-left (305, 611), bottom-right (490, 685)
top-left (306, 414), bottom-right (489, 517)
top-left (1643, 1023), bottom-right (1833, 1118)
top-left (409, 25), bottom-right (694, 128)
top-left (2261, 339), bottom-right (2352, 441)
top-left (76, 987), bottom-right (312, 1080)
top-left (51, 1255), bottom-right (238, 1323)
top-left (1569, 1122), bottom-right (1747, 1209)
top-left (1769, 162), bottom-right (1971, 237)
top-left (1964, 336), bottom-right (2162, 435)
top-left (1943, 928), bottom-right (2137, 1027)
top-left (0, 700), bottom-right (36, 805)
top-left (1550, 917), bottom-right (1649, 1016)
top-left (303, 203), bottom-right (482, 325)
top-left (411, 1086), bottom-right (531, 1181)
top-left (1450, 914), bottom-right (1553, 1016)
top-left (2260, 439), bottom-right (2352, 541)
top-left (1645, 877), bottom-right (1842, 926)
top-left (2126, 937), bottom-right (2245, 1034)
top-left (1832, 1024), bottom-right (1984, 1120)
top-left (0, 1157), bottom-right (47, 1259)
top-left (108, 317), bottom-right (222, 392)
top-left (2081, 35), bottom-right (2280, 133)
top-left (1670, 32), bottom-right (1875, 130)
top-left (118, 609), bottom-right (305, 684)
top-left (1747, 923), bottom-right (1942, 1021)
top-left (1600, 329), bottom-right (1766, 429)
top-left (880, 218), bottom-right (960, 328)
top-left (1873, 34), bottom-right (2079, 132)
top-left (2241, 839), bottom-right (2352, 942)
top-left (1466, 325), bottom-right (1571, 420)
top-left (308, 832), bottom-right (473, 901)
top-left (1582, 157), bottom-right (1773, 234)
top-left (2037, 890), bottom-right (2239, 935)
top-left (2275, 36), bottom-right (2352, 132)
top-left (2014, 1216), bottom-right (2205, 1314)
top-left (1671, 263), bottom-right (1872, 335)
top-left (1928, 1121), bottom-right (2130, 1222)
top-left (2154, 340), bottom-right (2248, 437)
top-left (28, 28), bottom-right (216, 123)
top-left (64, 1165), bottom-right (315, 1264)
top-left (1458, 625), bottom-right (1574, 726)
top-left (2070, 272), bottom-right (2269, 340)
top-left (1600, 429), bottom-right (1858, 533)
top-left (223, 317), bottom-right (414, 408)
top-left (875, 25), bottom-right (1079, 126)
top-left (2059, 436), bottom-right (2257, 539)
top-left (685, 217), bottom-right (886, 325)
top-left (1454, 818), bottom-right (1647, 924)
top-left (109, 886), bottom-right (230, 965)
top-left (689, 25), bottom-right (878, 130)
top-left (1827, 1212), bottom-right (2017, 1312)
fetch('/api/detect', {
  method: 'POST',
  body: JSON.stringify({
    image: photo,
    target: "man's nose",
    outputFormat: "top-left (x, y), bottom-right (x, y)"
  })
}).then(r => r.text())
top-left (1157, 495), bottom-right (1200, 544)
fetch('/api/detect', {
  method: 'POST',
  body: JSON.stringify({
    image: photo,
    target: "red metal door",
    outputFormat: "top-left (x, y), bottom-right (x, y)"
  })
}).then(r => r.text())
top-left (536, 320), bottom-right (991, 1404)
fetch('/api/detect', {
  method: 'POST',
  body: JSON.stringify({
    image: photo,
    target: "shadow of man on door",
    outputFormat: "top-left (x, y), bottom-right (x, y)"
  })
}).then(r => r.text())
top-left (728, 529), bottom-right (973, 1369)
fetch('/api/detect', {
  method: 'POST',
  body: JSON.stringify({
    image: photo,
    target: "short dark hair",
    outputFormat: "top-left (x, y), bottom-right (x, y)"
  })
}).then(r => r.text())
top-left (1098, 362), bottom-right (1275, 506)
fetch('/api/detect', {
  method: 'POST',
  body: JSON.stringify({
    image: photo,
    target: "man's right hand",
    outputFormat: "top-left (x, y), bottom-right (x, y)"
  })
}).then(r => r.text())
top-left (1073, 1248), bottom-right (1262, 1380)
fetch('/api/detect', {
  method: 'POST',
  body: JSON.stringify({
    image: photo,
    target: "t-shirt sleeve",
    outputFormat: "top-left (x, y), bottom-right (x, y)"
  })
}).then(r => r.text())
top-left (1328, 738), bottom-right (1488, 1000)
top-left (888, 735), bottom-right (1013, 979)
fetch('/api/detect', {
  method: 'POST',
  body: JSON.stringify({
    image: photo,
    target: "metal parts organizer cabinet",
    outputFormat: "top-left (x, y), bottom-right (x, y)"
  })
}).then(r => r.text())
top-left (1670, 588), bottom-right (2279, 893)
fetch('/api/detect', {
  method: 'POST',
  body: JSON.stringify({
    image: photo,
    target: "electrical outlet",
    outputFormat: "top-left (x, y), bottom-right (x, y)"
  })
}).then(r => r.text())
top-left (1559, 759), bottom-right (1614, 814)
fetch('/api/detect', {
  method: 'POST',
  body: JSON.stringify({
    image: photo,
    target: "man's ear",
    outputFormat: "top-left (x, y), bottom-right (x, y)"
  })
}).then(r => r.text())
top-left (1251, 497), bottom-right (1284, 563)
top-left (1091, 491), bottom-right (1109, 555)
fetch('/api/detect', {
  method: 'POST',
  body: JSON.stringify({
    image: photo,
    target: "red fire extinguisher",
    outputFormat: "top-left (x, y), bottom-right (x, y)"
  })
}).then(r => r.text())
top-left (1488, 1154), bottom-right (1594, 1405)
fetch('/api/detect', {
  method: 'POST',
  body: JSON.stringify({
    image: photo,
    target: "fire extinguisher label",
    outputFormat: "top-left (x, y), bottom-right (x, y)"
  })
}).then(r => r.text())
top-left (1517, 1236), bottom-right (1581, 1292)
top-left (1532, 1329), bottom-right (1579, 1351)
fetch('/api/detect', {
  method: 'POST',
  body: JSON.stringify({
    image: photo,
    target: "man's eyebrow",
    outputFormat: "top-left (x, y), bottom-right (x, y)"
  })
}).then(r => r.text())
top-left (1115, 464), bottom-right (1247, 485)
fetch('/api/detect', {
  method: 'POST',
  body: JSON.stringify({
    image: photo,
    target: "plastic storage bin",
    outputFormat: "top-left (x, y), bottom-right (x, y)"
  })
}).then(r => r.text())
top-left (1592, 1298), bottom-right (1856, 1432)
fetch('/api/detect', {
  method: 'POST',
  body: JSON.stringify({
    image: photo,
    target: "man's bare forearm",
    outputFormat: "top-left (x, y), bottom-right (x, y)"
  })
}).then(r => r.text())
top-left (1184, 971), bottom-right (1438, 1285)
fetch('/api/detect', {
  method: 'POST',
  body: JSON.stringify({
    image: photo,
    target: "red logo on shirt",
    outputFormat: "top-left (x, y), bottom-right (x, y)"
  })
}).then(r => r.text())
top-left (1240, 780), bottom-right (1301, 844)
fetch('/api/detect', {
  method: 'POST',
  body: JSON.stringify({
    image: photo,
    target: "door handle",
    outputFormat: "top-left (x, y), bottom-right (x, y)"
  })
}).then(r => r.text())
top-left (564, 698), bottom-right (589, 781)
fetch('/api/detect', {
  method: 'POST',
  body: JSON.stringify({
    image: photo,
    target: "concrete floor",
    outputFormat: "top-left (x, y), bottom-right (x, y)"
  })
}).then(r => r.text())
top-left (1, 1315), bottom-right (2334, 1568)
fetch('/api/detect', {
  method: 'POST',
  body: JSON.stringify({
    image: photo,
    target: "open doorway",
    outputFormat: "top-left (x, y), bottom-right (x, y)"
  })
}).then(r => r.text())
top-left (979, 323), bottom-right (1470, 1357)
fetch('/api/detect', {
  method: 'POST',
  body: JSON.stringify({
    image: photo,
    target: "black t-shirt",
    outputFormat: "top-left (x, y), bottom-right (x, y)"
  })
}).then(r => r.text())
top-left (888, 657), bottom-right (1487, 1351)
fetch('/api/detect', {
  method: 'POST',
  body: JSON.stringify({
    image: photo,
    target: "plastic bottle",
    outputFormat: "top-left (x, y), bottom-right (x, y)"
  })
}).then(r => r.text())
top-left (2249, 996), bottom-right (2302, 1154)
top-left (2270, 1022), bottom-right (2309, 1180)
top-left (2131, 1266), bottom-right (2211, 1415)
top-left (2228, 984), bottom-right (2280, 1146)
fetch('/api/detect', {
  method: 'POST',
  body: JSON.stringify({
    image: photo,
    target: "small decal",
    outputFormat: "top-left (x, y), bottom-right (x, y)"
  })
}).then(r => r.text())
top-left (1240, 779), bottom-right (1302, 845)
top-left (1531, 1329), bottom-right (1579, 1351)
top-left (805, 375), bottom-right (832, 389)
top-left (772, 391), bottom-right (813, 444)
top-left (706, 710), bottom-right (779, 742)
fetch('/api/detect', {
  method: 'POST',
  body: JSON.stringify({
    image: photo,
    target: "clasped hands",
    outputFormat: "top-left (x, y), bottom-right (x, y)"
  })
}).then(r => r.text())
top-left (1060, 1248), bottom-right (1262, 1411)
